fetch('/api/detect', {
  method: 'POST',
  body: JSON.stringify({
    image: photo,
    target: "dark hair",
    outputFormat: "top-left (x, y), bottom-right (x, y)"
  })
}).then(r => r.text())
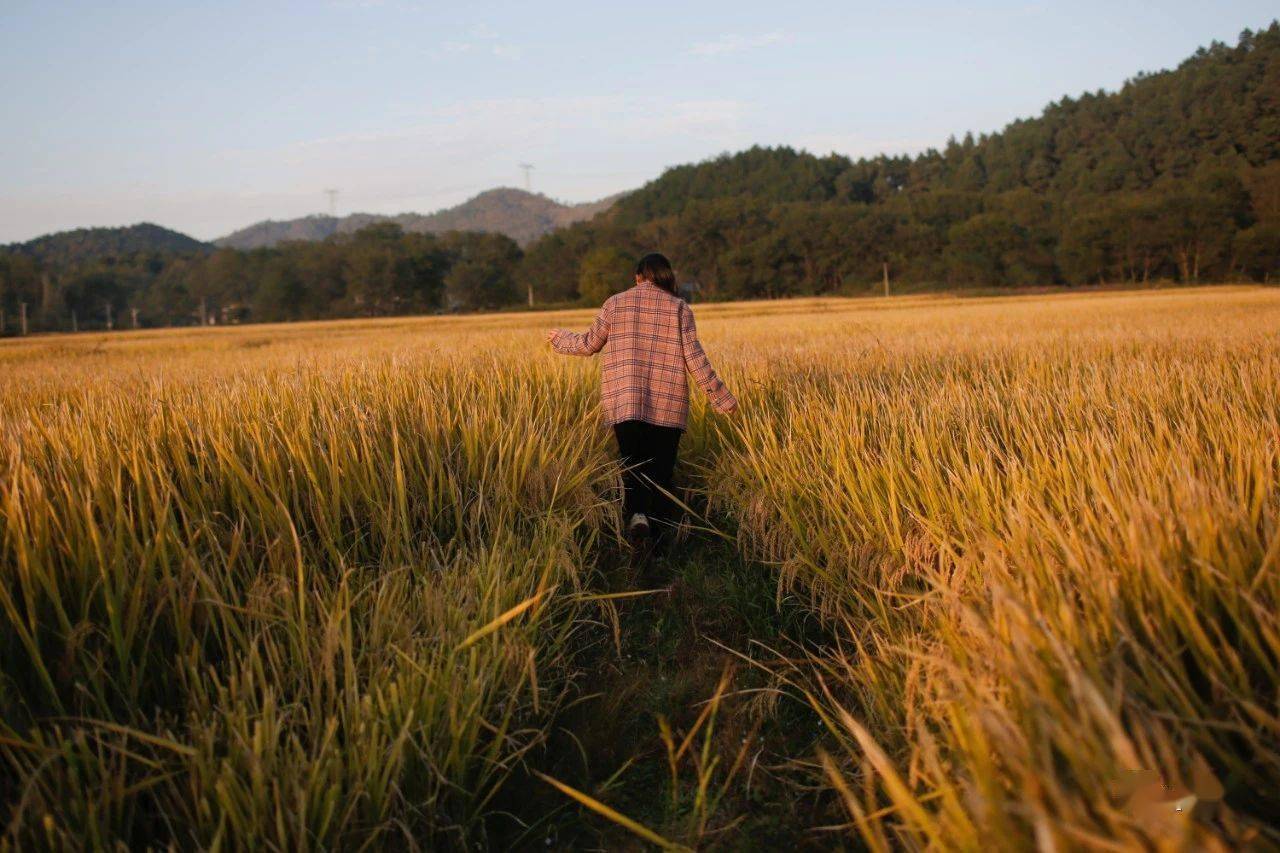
top-left (635, 252), bottom-right (677, 294)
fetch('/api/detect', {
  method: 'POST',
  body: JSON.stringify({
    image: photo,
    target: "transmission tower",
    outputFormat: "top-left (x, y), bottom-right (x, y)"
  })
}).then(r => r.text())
top-left (324, 188), bottom-right (339, 216)
top-left (518, 163), bottom-right (534, 192)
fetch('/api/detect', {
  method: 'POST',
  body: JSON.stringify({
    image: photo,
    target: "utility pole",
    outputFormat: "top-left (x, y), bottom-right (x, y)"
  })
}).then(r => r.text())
top-left (324, 188), bottom-right (339, 217)
top-left (527, 282), bottom-right (534, 307)
top-left (105, 301), bottom-right (113, 331)
top-left (71, 309), bottom-right (78, 333)
top-left (0, 308), bottom-right (5, 336)
top-left (131, 307), bottom-right (139, 329)
top-left (519, 163), bottom-right (534, 192)
top-left (882, 262), bottom-right (890, 298)
top-left (20, 302), bottom-right (28, 336)
top-left (199, 297), bottom-right (208, 326)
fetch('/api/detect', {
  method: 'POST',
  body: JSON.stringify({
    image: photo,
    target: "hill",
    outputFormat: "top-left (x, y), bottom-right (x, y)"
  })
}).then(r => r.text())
top-left (215, 188), bottom-right (625, 250)
top-left (610, 27), bottom-right (1280, 224)
top-left (10, 223), bottom-right (210, 269)
top-left (520, 22), bottom-right (1279, 299)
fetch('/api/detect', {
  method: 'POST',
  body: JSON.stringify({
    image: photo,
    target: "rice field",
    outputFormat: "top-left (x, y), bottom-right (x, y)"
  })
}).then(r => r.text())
top-left (1, 285), bottom-right (1277, 850)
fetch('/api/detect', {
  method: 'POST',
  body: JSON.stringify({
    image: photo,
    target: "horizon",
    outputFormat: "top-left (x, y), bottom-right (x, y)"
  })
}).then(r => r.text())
top-left (3, 1), bottom-right (1277, 244)
top-left (11, 184), bottom-right (597, 245)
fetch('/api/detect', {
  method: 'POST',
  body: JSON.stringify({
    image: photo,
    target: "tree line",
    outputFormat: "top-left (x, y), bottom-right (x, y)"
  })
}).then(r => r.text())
top-left (0, 225), bottom-right (523, 333)
top-left (1, 24), bottom-right (1277, 334)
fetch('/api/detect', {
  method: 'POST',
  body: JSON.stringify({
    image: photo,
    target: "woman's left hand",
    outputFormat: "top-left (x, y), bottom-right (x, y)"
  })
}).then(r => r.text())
top-left (545, 329), bottom-right (559, 344)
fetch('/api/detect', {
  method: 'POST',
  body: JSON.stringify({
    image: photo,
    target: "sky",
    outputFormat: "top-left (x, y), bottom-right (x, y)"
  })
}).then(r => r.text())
top-left (1, 1), bottom-right (1275, 243)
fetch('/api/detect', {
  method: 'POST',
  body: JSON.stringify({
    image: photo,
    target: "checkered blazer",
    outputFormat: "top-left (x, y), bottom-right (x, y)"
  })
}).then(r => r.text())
top-left (552, 281), bottom-right (737, 429)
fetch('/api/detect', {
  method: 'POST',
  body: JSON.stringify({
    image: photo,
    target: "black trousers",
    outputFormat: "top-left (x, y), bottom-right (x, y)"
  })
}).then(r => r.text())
top-left (613, 419), bottom-right (683, 527)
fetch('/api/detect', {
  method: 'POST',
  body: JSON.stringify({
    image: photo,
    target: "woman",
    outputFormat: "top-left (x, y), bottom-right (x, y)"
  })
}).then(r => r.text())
top-left (546, 252), bottom-right (737, 549)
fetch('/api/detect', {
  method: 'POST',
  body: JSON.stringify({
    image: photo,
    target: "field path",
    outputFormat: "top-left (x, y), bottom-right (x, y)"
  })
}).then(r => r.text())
top-left (499, 527), bottom-right (834, 850)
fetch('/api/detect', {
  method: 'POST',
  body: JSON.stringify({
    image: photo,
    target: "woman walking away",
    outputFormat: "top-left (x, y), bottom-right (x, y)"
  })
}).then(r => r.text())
top-left (546, 252), bottom-right (737, 551)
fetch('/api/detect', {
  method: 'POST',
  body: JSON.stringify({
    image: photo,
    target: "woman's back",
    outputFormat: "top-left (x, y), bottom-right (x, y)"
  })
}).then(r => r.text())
top-left (550, 280), bottom-right (735, 429)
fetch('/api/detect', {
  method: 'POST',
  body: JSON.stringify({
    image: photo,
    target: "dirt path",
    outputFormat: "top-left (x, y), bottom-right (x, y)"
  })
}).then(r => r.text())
top-left (497, 531), bottom-right (838, 851)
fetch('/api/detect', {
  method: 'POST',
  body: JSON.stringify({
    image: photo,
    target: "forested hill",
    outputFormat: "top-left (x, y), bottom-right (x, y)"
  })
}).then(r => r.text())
top-left (611, 27), bottom-right (1279, 225)
top-left (518, 23), bottom-right (1280, 300)
top-left (215, 188), bottom-right (624, 250)
top-left (12, 223), bottom-right (210, 268)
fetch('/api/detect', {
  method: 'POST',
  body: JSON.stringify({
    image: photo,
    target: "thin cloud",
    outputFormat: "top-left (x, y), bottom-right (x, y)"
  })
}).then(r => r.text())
top-left (288, 95), bottom-right (750, 152)
top-left (689, 31), bottom-right (790, 57)
top-left (433, 25), bottom-right (521, 60)
top-left (468, 22), bottom-right (500, 40)
top-left (490, 44), bottom-right (523, 60)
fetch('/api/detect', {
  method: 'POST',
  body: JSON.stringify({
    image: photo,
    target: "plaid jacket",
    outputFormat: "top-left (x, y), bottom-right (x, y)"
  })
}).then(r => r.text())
top-left (552, 282), bottom-right (736, 429)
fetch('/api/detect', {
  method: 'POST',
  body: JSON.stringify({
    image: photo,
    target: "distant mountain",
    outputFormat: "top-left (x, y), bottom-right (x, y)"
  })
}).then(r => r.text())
top-left (11, 223), bottom-right (210, 268)
top-left (215, 188), bottom-right (627, 250)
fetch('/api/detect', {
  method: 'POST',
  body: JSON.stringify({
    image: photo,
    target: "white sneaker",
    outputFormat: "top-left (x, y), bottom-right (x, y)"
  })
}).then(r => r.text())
top-left (626, 513), bottom-right (650, 543)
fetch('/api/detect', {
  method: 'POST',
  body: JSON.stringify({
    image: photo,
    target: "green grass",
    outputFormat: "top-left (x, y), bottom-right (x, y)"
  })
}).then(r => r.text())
top-left (511, 534), bottom-right (833, 851)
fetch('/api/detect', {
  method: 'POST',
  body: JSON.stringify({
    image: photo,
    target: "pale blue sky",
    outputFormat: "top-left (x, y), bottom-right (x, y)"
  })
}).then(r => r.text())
top-left (2, 1), bottom-right (1274, 243)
